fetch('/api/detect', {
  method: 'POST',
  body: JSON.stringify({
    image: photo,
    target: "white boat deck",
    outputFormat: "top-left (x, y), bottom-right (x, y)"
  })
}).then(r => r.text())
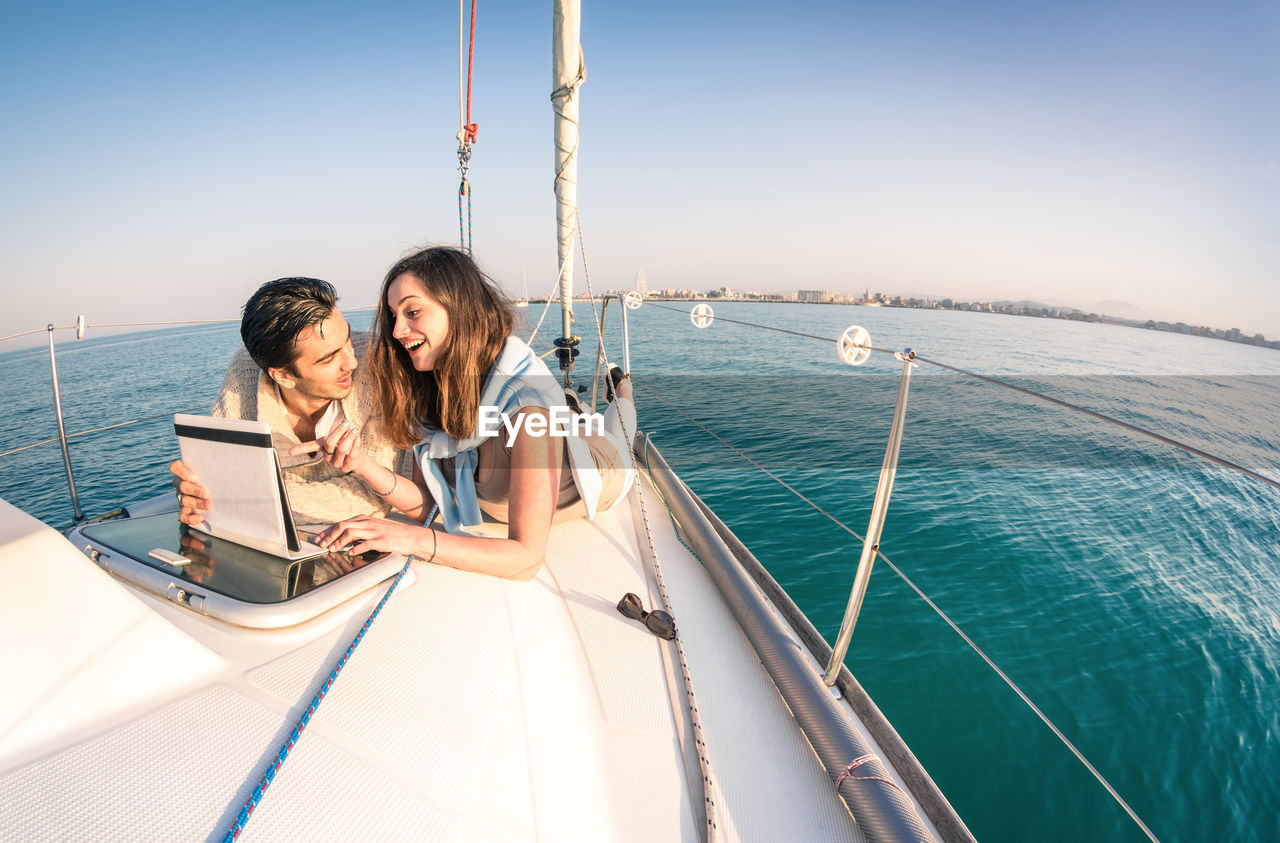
top-left (0, 471), bottom-right (938, 841)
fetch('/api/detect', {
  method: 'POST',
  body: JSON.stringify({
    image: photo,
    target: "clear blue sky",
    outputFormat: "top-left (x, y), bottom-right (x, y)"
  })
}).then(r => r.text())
top-left (2, 0), bottom-right (1277, 346)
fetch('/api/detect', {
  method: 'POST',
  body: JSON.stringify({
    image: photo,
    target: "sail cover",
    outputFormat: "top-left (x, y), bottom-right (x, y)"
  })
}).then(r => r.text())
top-left (552, 0), bottom-right (584, 344)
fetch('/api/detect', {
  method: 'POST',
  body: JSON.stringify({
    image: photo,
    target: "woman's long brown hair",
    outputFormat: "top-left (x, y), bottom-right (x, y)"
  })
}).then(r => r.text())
top-left (370, 247), bottom-right (514, 447)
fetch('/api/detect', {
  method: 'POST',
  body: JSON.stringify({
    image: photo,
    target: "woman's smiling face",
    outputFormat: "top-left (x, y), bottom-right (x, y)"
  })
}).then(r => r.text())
top-left (388, 272), bottom-right (450, 371)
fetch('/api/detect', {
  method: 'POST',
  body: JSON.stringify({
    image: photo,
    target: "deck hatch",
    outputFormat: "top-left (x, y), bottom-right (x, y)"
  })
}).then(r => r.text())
top-left (78, 513), bottom-right (409, 628)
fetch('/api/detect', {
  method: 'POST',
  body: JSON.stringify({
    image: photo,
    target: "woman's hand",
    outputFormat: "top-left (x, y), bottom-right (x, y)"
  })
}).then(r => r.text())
top-left (169, 460), bottom-right (212, 526)
top-left (314, 514), bottom-right (432, 557)
top-left (290, 420), bottom-right (371, 475)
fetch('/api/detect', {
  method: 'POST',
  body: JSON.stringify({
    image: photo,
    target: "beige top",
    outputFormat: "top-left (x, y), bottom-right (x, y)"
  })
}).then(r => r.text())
top-left (211, 330), bottom-right (412, 528)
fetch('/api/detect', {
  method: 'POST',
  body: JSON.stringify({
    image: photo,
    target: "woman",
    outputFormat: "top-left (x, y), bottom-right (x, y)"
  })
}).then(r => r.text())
top-left (309, 247), bottom-right (635, 581)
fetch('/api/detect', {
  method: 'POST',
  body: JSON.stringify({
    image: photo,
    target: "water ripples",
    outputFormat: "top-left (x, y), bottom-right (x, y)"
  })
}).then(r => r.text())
top-left (3, 305), bottom-right (1278, 842)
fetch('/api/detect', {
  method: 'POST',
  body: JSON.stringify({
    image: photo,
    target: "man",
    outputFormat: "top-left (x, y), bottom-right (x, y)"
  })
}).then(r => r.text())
top-left (172, 277), bottom-right (411, 528)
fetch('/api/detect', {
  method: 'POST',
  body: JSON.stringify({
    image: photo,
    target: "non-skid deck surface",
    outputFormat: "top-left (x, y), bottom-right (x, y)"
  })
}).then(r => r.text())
top-left (0, 476), bottom-right (893, 841)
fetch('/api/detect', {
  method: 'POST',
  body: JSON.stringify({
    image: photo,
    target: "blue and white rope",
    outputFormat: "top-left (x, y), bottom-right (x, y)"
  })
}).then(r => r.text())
top-left (223, 505), bottom-right (438, 841)
top-left (457, 188), bottom-right (473, 255)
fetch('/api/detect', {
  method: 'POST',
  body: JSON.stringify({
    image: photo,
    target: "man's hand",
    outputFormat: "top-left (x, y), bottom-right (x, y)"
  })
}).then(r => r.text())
top-left (290, 420), bottom-right (370, 475)
top-left (169, 460), bottom-right (212, 526)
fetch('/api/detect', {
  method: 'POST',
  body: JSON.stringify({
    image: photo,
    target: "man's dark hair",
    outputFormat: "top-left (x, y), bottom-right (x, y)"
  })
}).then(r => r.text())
top-left (240, 277), bottom-right (338, 373)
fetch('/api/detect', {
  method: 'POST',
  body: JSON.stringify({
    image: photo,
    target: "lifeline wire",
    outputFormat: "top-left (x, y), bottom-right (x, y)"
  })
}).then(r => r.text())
top-left (222, 505), bottom-right (438, 843)
top-left (1, 318), bottom-right (239, 345)
top-left (912, 354), bottom-right (1280, 492)
top-left (0, 407), bottom-right (202, 459)
top-left (647, 303), bottom-right (1280, 493)
top-left (644, 301), bottom-right (898, 353)
top-left (636, 377), bottom-right (1160, 843)
top-left (0, 327), bottom-right (66, 343)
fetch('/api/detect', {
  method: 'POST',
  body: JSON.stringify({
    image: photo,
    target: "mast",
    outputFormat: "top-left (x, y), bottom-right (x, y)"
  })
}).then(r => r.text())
top-left (551, 0), bottom-right (584, 382)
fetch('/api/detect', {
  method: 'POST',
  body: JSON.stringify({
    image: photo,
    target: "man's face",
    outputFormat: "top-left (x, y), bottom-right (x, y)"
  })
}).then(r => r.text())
top-left (269, 309), bottom-right (357, 401)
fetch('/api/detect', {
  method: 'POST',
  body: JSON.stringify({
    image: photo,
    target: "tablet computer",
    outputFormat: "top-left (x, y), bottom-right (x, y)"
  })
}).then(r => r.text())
top-left (174, 413), bottom-right (326, 560)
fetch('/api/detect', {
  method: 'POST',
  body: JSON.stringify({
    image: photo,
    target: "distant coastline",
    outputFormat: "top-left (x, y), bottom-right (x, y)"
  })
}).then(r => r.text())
top-left (536, 288), bottom-right (1277, 352)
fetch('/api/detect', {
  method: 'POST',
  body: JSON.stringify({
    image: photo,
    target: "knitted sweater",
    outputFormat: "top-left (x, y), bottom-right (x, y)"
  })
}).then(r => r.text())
top-left (210, 331), bottom-right (411, 528)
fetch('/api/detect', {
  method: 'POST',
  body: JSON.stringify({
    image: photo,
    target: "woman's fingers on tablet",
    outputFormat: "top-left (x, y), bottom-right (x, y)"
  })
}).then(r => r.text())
top-left (320, 515), bottom-right (390, 552)
top-left (316, 516), bottom-right (360, 549)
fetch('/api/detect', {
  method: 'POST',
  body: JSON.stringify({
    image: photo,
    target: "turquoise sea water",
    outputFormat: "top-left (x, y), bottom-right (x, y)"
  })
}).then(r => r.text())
top-left (3, 303), bottom-right (1278, 842)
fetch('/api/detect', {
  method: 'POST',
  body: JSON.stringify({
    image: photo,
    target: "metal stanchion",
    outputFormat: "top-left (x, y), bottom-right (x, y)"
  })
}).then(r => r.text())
top-left (823, 349), bottom-right (917, 686)
top-left (47, 321), bottom-right (86, 524)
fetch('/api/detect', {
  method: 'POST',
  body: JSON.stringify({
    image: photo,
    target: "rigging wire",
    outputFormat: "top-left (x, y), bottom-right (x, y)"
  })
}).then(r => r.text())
top-left (455, 0), bottom-right (479, 254)
top-left (525, 261), bottom-right (574, 348)
top-left (646, 303), bottom-right (1280, 493)
top-left (635, 377), bottom-right (1160, 843)
top-left (462, 0), bottom-right (478, 145)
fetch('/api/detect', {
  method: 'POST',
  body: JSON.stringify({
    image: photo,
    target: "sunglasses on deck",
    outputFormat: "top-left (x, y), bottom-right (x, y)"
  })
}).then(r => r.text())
top-left (616, 592), bottom-right (676, 640)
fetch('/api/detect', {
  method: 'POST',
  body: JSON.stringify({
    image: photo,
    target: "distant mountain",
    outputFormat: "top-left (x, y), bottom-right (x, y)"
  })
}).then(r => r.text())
top-left (990, 299), bottom-right (1078, 313)
top-left (1087, 300), bottom-right (1149, 320)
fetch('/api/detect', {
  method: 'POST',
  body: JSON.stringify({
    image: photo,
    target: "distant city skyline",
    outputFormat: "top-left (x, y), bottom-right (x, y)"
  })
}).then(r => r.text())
top-left (1, 1), bottom-right (1276, 349)
top-left (572, 283), bottom-right (1278, 348)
